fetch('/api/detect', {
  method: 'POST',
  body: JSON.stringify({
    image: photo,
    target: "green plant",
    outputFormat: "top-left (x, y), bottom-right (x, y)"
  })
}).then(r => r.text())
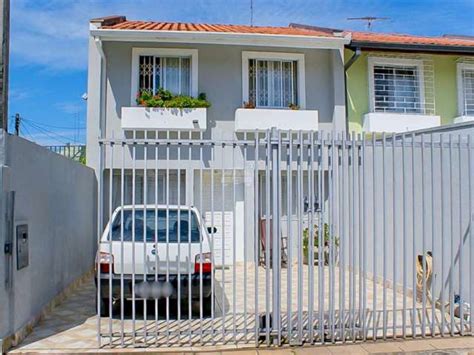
top-left (302, 223), bottom-right (339, 261)
top-left (136, 88), bottom-right (211, 108)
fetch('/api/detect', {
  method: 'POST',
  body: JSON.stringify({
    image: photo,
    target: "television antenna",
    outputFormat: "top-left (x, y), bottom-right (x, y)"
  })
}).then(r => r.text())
top-left (250, 0), bottom-right (254, 27)
top-left (347, 16), bottom-right (390, 31)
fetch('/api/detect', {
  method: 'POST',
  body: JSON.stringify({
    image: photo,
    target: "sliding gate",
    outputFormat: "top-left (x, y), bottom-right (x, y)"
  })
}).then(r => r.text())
top-left (97, 130), bottom-right (473, 348)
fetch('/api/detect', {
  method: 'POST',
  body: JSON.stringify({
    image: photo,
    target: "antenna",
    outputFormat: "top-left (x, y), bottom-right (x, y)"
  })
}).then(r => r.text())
top-left (250, 0), bottom-right (254, 27)
top-left (347, 16), bottom-right (389, 31)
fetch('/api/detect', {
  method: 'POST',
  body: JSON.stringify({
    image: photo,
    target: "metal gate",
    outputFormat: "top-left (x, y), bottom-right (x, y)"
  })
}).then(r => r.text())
top-left (97, 129), bottom-right (473, 348)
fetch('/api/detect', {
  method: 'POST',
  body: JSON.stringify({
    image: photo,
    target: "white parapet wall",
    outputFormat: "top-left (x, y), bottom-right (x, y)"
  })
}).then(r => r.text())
top-left (121, 107), bottom-right (207, 131)
top-left (363, 112), bottom-right (441, 133)
top-left (234, 108), bottom-right (318, 132)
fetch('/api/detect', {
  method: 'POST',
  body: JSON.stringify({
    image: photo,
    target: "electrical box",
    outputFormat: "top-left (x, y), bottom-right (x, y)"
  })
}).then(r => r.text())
top-left (16, 224), bottom-right (29, 270)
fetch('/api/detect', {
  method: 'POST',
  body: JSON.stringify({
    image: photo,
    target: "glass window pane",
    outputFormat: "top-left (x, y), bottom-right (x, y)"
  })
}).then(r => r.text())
top-left (180, 58), bottom-right (191, 96)
top-left (462, 69), bottom-right (474, 115)
top-left (139, 55), bottom-right (154, 92)
top-left (111, 209), bottom-right (201, 243)
top-left (163, 57), bottom-right (180, 95)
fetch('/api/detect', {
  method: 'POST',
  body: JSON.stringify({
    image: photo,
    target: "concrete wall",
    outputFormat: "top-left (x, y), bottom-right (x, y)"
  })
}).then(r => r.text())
top-left (0, 132), bottom-right (97, 341)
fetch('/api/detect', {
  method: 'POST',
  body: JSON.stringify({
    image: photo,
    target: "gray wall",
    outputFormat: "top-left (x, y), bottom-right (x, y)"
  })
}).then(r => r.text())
top-left (0, 132), bottom-right (97, 341)
top-left (87, 40), bottom-right (346, 175)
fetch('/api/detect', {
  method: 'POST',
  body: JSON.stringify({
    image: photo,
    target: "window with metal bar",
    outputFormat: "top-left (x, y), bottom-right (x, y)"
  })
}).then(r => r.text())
top-left (372, 64), bottom-right (422, 114)
top-left (248, 59), bottom-right (297, 108)
top-left (461, 67), bottom-right (474, 115)
top-left (139, 55), bottom-right (191, 95)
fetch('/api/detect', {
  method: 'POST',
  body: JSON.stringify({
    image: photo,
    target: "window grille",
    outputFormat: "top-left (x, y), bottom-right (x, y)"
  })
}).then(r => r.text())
top-left (373, 65), bottom-right (422, 114)
top-left (460, 67), bottom-right (474, 115)
top-left (139, 55), bottom-right (191, 96)
top-left (248, 59), bottom-right (297, 108)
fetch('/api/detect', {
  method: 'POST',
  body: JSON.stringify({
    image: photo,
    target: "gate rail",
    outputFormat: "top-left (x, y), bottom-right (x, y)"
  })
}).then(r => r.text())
top-left (97, 130), bottom-right (474, 348)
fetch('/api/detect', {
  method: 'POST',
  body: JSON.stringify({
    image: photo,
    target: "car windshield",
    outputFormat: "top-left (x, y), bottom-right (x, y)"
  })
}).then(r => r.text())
top-left (109, 209), bottom-right (201, 243)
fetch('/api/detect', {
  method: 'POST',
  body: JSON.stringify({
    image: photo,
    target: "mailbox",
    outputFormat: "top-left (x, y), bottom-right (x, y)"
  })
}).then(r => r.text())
top-left (16, 224), bottom-right (29, 270)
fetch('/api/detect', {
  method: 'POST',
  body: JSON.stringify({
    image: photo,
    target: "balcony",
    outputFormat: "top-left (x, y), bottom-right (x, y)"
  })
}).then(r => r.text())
top-left (121, 107), bottom-right (207, 131)
top-left (234, 108), bottom-right (318, 132)
top-left (363, 112), bottom-right (440, 133)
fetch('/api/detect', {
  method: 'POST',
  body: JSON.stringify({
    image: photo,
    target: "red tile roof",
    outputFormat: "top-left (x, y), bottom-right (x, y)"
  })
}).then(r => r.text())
top-left (350, 30), bottom-right (474, 47)
top-left (100, 20), bottom-right (339, 38)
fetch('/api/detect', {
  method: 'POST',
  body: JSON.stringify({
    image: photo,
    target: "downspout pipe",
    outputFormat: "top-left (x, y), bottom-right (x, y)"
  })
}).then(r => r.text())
top-left (94, 37), bottom-right (106, 140)
top-left (344, 48), bottom-right (361, 133)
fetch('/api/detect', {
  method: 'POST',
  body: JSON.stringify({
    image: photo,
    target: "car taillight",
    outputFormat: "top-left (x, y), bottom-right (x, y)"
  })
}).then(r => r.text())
top-left (96, 251), bottom-right (114, 274)
top-left (194, 252), bottom-right (212, 273)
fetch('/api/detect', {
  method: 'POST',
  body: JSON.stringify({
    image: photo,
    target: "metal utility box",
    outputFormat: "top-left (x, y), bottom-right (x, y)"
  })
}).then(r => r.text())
top-left (16, 224), bottom-right (28, 270)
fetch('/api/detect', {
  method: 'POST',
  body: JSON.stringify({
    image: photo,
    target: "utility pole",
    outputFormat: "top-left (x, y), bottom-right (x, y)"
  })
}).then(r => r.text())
top-left (14, 112), bottom-right (19, 136)
top-left (0, 0), bottom-right (9, 132)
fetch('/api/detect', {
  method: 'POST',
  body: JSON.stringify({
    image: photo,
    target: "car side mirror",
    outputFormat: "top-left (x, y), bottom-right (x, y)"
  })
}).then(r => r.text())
top-left (207, 226), bottom-right (217, 234)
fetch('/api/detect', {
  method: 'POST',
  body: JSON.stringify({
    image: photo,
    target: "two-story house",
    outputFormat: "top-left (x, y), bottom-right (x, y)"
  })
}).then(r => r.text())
top-left (86, 16), bottom-right (350, 263)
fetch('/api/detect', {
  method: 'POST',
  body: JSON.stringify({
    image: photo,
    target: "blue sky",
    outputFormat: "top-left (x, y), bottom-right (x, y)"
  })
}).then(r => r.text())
top-left (8, 0), bottom-right (474, 145)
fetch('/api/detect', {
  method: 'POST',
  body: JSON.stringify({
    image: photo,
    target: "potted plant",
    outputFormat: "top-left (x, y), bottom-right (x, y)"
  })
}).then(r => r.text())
top-left (302, 223), bottom-right (339, 265)
top-left (136, 88), bottom-right (211, 108)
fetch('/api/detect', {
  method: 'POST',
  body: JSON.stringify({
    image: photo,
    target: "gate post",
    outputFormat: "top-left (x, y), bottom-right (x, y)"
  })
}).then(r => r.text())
top-left (270, 127), bottom-right (281, 345)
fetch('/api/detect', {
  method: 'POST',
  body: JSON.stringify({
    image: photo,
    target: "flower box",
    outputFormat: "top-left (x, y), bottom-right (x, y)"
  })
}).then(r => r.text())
top-left (121, 107), bottom-right (207, 131)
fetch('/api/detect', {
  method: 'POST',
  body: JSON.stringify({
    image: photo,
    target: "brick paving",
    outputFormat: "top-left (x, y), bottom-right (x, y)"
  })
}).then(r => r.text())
top-left (8, 263), bottom-right (472, 353)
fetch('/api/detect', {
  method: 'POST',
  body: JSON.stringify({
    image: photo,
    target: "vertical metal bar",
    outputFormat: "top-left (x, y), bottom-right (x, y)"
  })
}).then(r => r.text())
top-left (411, 133), bottom-right (417, 338)
top-left (402, 134), bottom-right (407, 339)
top-left (382, 133), bottom-right (387, 340)
top-left (232, 141), bottom-right (237, 342)
top-left (308, 131), bottom-right (315, 343)
top-left (372, 134), bottom-right (377, 341)
top-left (468, 134), bottom-right (474, 335)
top-left (132, 133), bottom-right (137, 345)
top-left (97, 141), bottom-right (104, 346)
top-left (154, 139), bottom-right (159, 345)
top-left (440, 134), bottom-right (446, 337)
top-left (430, 134), bottom-right (436, 337)
top-left (165, 133), bottom-right (170, 344)
top-left (287, 131), bottom-right (293, 343)
top-left (265, 130), bottom-right (271, 346)
top-left (458, 134), bottom-right (464, 335)
top-left (254, 132), bottom-right (259, 347)
top-left (108, 141), bottom-right (114, 345)
top-left (177, 134), bottom-right (182, 343)
top-left (340, 133), bottom-right (346, 342)
top-left (210, 141), bottom-right (216, 344)
top-left (271, 128), bottom-right (281, 345)
top-left (330, 132), bottom-right (337, 342)
top-left (362, 134), bottom-right (368, 341)
top-left (199, 132), bottom-right (204, 345)
top-left (327, 133), bottom-right (334, 343)
top-left (358, 134), bottom-right (364, 341)
top-left (120, 142), bottom-right (125, 346)
top-left (392, 134), bottom-right (397, 339)
top-left (143, 141), bottom-right (148, 344)
top-left (187, 138), bottom-right (192, 343)
top-left (421, 134), bottom-right (427, 338)
top-left (351, 133), bottom-right (357, 341)
top-left (297, 131), bottom-right (304, 344)
top-left (221, 141), bottom-right (226, 342)
top-left (449, 135), bottom-right (455, 336)
top-left (243, 133), bottom-right (248, 342)
top-left (317, 132), bottom-right (324, 344)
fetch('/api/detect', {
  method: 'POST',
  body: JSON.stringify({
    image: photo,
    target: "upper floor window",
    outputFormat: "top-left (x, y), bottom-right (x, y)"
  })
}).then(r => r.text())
top-left (131, 48), bottom-right (198, 104)
top-left (369, 57), bottom-right (424, 114)
top-left (242, 51), bottom-right (306, 109)
top-left (139, 56), bottom-right (191, 96)
top-left (457, 63), bottom-right (474, 116)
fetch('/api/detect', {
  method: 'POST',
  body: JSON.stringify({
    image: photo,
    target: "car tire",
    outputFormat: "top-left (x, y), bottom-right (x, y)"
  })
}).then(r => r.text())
top-left (96, 297), bottom-right (110, 317)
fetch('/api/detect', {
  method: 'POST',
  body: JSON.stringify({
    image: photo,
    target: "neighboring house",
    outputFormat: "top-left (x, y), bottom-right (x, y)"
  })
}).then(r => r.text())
top-left (344, 31), bottom-right (474, 133)
top-left (86, 16), bottom-right (350, 263)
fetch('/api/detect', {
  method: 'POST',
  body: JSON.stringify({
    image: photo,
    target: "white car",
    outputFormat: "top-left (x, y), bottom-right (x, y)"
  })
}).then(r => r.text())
top-left (95, 205), bottom-right (214, 316)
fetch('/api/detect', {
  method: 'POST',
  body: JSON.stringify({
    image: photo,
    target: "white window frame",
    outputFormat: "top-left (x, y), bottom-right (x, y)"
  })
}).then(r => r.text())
top-left (131, 48), bottom-right (198, 106)
top-left (368, 56), bottom-right (425, 114)
top-left (457, 62), bottom-right (474, 116)
top-left (242, 51), bottom-right (306, 109)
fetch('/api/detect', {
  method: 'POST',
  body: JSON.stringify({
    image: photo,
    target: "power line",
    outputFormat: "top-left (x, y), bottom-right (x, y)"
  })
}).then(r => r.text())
top-left (21, 117), bottom-right (85, 130)
top-left (21, 120), bottom-right (72, 145)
